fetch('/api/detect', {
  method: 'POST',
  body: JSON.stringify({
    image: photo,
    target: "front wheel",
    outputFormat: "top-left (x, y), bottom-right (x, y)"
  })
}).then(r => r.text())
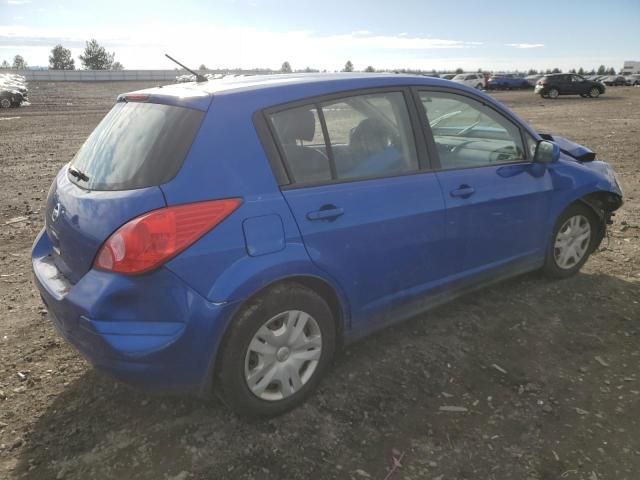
top-left (0, 97), bottom-right (11, 109)
top-left (543, 204), bottom-right (599, 278)
top-left (217, 283), bottom-right (336, 417)
top-left (589, 87), bottom-right (601, 98)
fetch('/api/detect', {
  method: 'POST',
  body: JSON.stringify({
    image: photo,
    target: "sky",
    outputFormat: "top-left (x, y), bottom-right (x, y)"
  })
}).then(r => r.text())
top-left (1, 0), bottom-right (639, 72)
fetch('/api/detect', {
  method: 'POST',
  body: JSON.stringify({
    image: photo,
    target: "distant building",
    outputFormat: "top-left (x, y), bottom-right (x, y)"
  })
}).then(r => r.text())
top-left (621, 61), bottom-right (640, 75)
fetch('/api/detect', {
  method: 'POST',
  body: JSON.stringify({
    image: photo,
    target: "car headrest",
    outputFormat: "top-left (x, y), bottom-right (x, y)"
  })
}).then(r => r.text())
top-left (349, 118), bottom-right (390, 156)
top-left (277, 108), bottom-right (316, 143)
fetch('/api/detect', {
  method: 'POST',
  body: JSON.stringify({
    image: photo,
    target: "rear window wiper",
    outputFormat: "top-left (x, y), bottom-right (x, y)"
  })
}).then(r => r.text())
top-left (68, 165), bottom-right (90, 182)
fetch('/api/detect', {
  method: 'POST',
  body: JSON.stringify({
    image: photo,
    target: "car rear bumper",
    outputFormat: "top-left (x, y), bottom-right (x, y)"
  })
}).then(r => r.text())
top-left (32, 228), bottom-right (240, 396)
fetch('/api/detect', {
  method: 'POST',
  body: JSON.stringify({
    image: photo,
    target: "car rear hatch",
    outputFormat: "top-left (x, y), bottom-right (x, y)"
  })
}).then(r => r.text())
top-left (44, 96), bottom-right (207, 284)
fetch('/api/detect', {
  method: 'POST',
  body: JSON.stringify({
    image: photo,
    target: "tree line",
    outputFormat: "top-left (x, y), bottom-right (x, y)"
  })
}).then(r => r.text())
top-left (0, 51), bottom-right (620, 76)
top-left (0, 40), bottom-right (124, 71)
top-left (280, 61), bottom-right (620, 76)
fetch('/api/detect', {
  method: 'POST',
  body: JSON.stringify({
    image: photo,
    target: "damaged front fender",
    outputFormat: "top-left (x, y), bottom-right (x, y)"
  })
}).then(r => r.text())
top-left (539, 133), bottom-right (596, 162)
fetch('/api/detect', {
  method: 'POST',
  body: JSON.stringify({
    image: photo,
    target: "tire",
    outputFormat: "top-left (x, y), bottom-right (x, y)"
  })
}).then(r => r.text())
top-left (548, 88), bottom-right (559, 99)
top-left (543, 203), bottom-right (599, 279)
top-left (217, 282), bottom-right (337, 417)
top-left (589, 87), bottom-right (600, 98)
top-left (0, 97), bottom-right (11, 109)
top-left (476, 83), bottom-right (483, 89)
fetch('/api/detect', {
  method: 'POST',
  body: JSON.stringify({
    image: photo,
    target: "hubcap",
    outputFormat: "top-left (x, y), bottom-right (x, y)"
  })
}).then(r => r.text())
top-left (554, 215), bottom-right (591, 270)
top-left (590, 88), bottom-right (599, 97)
top-left (244, 310), bottom-right (322, 401)
top-left (549, 89), bottom-right (559, 98)
top-left (0, 98), bottom-right (10, 108)
top-left (276, 346), bottom-right (290, 362)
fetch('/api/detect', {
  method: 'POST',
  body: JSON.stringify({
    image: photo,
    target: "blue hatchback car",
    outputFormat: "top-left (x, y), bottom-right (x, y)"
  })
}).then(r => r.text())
top-left (32, 74), bottom-right (623, 416)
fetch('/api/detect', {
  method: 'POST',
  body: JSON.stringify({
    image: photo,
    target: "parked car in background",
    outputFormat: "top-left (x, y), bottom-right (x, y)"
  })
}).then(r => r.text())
top-left (33, 73), bottom-right (623, 417)
top-left (176, 74), bottom-right (196, 83)
top-left (535, 74), bottom-right (605, 99)
top-left (0, 81), bottom-right (27, 95)
top-left (487, 74), bottom-right (530, 90)
top-left (601, 75), bottom-right (627, 87)
top-left (525, 74), bottom-right (543, 86)
top-left (0, 73), bottom-right (28, 108)
top-left (626, 74), bottom-right (640, 86)
top-left (440, 74), bottom-right (456, 80)
top-left (452, 72), bottom-right (485, 89)
top-left (0, 88), bottom-right (26, 108)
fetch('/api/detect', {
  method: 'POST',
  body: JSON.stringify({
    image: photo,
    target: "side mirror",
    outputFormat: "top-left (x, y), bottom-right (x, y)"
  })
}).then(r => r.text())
top-left (534, 140), bottom-right (560, 164)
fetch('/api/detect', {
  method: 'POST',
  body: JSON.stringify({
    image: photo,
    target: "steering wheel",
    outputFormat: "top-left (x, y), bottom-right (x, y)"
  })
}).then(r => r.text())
top-left (450, 139), bottom-right (474, 153)
top-left (490, 145), bottom-right (519, 163)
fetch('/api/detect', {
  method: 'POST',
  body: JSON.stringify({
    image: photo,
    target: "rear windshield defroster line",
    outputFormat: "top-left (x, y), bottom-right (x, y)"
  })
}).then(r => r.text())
top-left (68, 101), bottom-right (205, 191)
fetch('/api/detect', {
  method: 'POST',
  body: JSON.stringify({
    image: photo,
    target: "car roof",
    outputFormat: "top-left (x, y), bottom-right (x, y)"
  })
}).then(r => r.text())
top-left (123, 73), bottom-right (467, 111)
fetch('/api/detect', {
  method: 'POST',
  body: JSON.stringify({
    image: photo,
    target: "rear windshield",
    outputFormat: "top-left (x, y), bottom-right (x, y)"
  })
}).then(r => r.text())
top-left (68, 101), bottom-right (204, 190)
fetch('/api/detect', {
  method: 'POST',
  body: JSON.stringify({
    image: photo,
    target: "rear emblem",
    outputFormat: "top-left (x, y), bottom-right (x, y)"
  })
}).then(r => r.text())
top-left (51, 202), bottom-right (61, 222)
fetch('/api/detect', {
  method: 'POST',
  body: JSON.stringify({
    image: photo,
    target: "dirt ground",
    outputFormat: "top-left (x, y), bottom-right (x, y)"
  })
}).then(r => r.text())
top-left (0, 81), bottom-right (638, 480)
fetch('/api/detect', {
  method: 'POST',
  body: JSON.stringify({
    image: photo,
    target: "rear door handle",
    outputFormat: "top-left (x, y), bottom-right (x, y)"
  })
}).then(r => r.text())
top-left (450, 185), bottom-right (475, 198)
top-left (306, 207), bottom-right (344, 221)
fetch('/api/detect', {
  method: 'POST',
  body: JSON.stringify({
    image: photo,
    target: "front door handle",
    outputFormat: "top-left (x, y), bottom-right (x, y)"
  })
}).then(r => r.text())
top-left (306, 206), bottom-right (344, 221)
top-left (450, 185), bottom-right (475, 199)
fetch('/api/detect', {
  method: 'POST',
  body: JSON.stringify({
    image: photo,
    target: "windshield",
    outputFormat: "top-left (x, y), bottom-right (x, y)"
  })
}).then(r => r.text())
top-left (69, 101), bottom-right (204, 191)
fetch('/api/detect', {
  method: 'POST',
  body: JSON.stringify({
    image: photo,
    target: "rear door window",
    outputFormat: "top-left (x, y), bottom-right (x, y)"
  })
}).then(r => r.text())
top-left (269, 106), bottom-right (332, 184)
top-left (270, 91), bottom-right (420, 185)
top-left (69, 101), bottom-right (204, 191)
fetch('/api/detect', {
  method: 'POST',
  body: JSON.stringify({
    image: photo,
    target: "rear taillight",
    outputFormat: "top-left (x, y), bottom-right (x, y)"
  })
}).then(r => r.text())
top-left (94, 198), bottom-right (242, 275)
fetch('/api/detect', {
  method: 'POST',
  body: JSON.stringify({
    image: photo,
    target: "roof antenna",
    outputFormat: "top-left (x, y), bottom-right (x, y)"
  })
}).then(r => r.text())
top-left (165, 53), bottom-right (208, 82)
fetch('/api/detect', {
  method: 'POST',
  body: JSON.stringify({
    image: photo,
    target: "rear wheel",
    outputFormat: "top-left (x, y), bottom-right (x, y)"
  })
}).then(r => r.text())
top-left (475, 83), bottom-right (483, 89)
top-left (548, 88), bottom-right (559, 99)
top-left (589, 87), bottom-right (601, 98)
top-left (217, 282), bottom-right (336, 417)
top-left (544, 204), bottom-right (599, 278)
